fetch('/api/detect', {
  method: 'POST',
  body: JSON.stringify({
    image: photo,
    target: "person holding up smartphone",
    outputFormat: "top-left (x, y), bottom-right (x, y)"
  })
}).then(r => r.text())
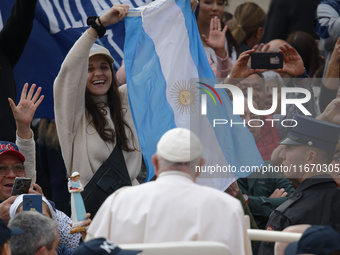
top-left (9, 194), bottom-right (92, 251)
top-left (0, 142), bottom-right (34, 224)
top-left (225, 43), bottom-right (306, 83)
top-left (0, 84), bottom-right (43, 224)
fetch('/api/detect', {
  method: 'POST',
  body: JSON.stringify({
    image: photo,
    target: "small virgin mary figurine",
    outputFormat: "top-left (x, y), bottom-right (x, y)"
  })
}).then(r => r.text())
top-left (68, 172), bottom-right (87, 228)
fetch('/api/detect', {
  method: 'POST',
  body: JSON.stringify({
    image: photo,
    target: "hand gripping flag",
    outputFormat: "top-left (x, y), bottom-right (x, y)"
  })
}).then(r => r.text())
top-left (124, 0), bottom-right (263, 190)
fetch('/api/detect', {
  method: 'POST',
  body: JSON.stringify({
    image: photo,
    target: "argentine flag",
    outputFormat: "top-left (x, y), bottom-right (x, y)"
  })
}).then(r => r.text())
top-left (124, 0), bottom-right (263, 190)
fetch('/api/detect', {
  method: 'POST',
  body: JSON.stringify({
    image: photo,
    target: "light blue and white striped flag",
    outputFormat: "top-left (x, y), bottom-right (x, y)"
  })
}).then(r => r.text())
top-left (124, 0), bottom-right (263, 190)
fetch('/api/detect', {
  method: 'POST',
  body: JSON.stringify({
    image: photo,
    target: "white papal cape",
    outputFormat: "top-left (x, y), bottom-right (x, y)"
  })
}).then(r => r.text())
top-left (86, 171), bottom-right (252, 255)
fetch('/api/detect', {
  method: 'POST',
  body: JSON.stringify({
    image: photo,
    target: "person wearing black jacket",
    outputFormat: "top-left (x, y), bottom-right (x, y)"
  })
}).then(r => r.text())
top-left (262, 0), bottom-right (321, 43)
top-left (0, 0), bottom-right (37, 142)
top-left (258, 114), bottom-right (340, 255)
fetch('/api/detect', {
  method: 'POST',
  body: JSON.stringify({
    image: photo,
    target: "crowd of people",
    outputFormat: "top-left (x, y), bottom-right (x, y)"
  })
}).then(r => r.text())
top-left (1, 0), bottom-right (340, 254)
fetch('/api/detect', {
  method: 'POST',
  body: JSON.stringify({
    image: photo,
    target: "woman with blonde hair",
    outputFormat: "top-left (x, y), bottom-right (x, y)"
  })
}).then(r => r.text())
top-left (231, 2), bottom-right (266, 53)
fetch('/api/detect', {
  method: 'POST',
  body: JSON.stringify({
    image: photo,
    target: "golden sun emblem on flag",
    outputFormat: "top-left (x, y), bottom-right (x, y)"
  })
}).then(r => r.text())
top-left (170, 81), bottom-right (199, 114)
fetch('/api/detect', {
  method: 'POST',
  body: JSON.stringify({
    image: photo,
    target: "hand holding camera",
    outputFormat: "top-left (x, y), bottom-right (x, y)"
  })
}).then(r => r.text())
top-left (277, 43), bottom-right (305, 77)
top-left (225, 43), bottom-right (305, 84)
top-left (251, 43), bottom-right (304, 77)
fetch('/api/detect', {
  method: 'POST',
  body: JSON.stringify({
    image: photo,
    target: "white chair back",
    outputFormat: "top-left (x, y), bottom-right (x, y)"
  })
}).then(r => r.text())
top-left (120, 241), bottom-right (231, 255)
top-left (247, 229), bottom-right (302, 242)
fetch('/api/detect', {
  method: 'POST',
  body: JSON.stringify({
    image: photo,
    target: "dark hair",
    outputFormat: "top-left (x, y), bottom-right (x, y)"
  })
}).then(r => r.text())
top-left (286, 31), bottom-right (321, 77)
top-left (220, 14), bottom-right (239, 57)
top-left (195, 0), bottom-right (229, 17)
top-left (38, 119), bottom-right (60, 150)
top-left (221, 11), bottom-right (233, 25)
top-left (85, 64), bottom-right (135, 152)
top-left (225, 28), bottom-right (239, 57)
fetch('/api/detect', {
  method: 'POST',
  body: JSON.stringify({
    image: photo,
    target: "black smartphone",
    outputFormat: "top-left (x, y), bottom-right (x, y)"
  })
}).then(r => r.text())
top-left (22, 194), bottom-right (42, 214)
top-left (11, 177), bottom-right (32, 196)
top-left (251, 52), bottom-right (283, 69)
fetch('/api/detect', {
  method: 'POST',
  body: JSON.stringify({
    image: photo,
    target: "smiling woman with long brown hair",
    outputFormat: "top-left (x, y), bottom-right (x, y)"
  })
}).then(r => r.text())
top-left (53, 5), bottom-right (142, 216)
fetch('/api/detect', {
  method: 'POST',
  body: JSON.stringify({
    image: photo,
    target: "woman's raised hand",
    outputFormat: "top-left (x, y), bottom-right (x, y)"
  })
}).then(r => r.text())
top-left (100, 4), bottom-right (129, 27)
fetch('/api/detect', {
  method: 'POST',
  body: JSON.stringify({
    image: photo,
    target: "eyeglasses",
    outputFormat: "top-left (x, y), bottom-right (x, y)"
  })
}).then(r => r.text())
top-left (0, 164), bottom-right (25, 176)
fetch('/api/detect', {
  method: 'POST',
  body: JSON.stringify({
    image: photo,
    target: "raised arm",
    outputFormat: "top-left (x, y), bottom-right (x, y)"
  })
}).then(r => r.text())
top-left (53, 4), bottom-right (129, 175)
top-left (87, 4), bottom-right (129, 38)
top-left (202, 17), bottom-right (232, 80)
top-left (317, 97), bottom-right (340, 125)
top-left (319, 37), bottom-right (340, 112)
top-left (0, 0), bottom-right (37, 67)
top-left (9, 83), bottom-right (43, 139)
top-left (316, 3), bottom-right (340, 55)
top-left (8, 83), bottom-right (44, 183)
top-left (223, 49), bottom-right (261, 84)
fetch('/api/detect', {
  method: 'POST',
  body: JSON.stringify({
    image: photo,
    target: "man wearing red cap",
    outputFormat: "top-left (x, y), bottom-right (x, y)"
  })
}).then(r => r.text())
top-left (0, 142), bottom-right (27, 202)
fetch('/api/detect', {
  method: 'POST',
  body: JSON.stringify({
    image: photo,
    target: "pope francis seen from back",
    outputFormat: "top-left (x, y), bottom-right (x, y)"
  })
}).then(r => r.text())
top-left (86, 128), bottom-right (252, 255)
